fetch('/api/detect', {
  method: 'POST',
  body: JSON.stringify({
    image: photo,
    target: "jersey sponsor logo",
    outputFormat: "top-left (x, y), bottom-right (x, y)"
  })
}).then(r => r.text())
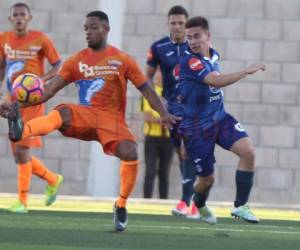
top-left (29, 46), bottom-right (42, 52)
top-left (234, 123), bottom-right (245, 132)
top-left (108, 60), bottom-right (122, 66)
top-left (209, 85), bottom-right (222, 102)
top-left (76, 78), bottom-right (105, 105)
top-left (6, 60), bottom-right (24, 87)
top-left (79, 61), bottom-right (119, 78)
top-left (188, 57), bottom-right (204, 71)
top-left (209, 86), bottom-right (221, 94)
top-left (209, 94), bottom-right (222, 102)
top-left (4, 43), bottom-right (40, 59)
top-left (173, 64), bottom-right (180, 80)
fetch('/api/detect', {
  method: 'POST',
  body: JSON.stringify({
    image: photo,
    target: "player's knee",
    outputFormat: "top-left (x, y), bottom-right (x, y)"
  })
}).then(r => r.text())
top-left (242, 145), bottom-right (255, 164)
top-left (203, 175), bottom-right (215, 189)
top-left (116, 141), bottom-right (138, 161)
top-left (14, 146), bottom-right (30, 164)
top-left (56, 106), bottom-right (72, 128)
top-left (194, 175), bottom-right (214, 193)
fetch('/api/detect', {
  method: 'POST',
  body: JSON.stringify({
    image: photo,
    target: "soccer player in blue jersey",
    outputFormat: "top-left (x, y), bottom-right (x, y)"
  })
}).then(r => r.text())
top-left (146, 5), bottom-right (199, 219)
top-left (178, 16), bottom-right (265, 224)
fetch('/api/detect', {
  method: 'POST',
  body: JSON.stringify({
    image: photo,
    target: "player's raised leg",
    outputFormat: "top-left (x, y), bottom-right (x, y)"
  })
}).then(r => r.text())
top-left (8, 102), bottom-right (63, 142)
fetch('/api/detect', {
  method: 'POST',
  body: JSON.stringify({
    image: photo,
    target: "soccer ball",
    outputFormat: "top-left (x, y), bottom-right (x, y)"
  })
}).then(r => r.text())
top-left (12, 73), bottom-right (44, 104)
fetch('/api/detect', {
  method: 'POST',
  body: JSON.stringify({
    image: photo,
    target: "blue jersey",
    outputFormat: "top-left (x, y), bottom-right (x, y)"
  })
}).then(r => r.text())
top-left (178, 48), bottom-right (226, 135)
top-left (147, 36), bottom-right (188, 114)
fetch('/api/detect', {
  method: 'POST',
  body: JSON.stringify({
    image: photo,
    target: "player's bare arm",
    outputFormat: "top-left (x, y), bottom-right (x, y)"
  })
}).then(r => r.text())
top-left (203, 63), bottom-right (265, 88)
top-left (144, 111), bottom-right (161, 123)
top-left (41, 62), bottom-right (61, 82)
top-left (40, 75), bottom-right (68, 103)
top-left (139, 83), bottom-right (180, 128)
top-left (145, 65), bottom-right (157, 83)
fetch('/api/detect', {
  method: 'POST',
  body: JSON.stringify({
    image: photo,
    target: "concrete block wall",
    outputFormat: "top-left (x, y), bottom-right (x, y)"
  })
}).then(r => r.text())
top-left (0, 0), bottom-right (300, 205)
top-left (123, 0), bottom-right (300, 204)
top-left (0, 0), bottom-right (95, 196)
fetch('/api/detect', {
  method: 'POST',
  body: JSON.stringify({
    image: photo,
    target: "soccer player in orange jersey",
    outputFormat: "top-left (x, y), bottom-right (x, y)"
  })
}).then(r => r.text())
top-left (0, 3), bottom-right (63, 213)
top-left (4, 11), bottom-right (178, 232)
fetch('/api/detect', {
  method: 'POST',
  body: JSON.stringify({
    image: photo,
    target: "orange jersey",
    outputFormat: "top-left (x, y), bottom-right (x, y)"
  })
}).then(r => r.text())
top-left (59, 45), bottom-right (148, 114)
top-left (0, 30), bottom-right (60, 149)
top-left (0, 30), bottom-right (61, 92)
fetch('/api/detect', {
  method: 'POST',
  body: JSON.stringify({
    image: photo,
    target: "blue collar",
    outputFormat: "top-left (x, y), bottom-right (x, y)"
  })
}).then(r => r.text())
top-left (168, 35), bottom-right (187, 45)
top-left (188, 47), bottom-right (219, 61)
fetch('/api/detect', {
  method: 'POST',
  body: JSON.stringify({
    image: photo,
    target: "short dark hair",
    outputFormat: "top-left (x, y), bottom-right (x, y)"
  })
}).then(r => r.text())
top-left (86, 11), bottom-right (109, 24)
top-left (168, 5), bottom-right (189, 18)
top-left (11, 2), bottom-right (31, 14)
top-left (185, 16), bottom-right (209, 30)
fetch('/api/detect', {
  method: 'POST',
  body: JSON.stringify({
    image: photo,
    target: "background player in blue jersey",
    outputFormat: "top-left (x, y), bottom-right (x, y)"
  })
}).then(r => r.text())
top-left (179, 16), bottom-right (265, 224)
top-left (146, 5), bottom-right (199, 219)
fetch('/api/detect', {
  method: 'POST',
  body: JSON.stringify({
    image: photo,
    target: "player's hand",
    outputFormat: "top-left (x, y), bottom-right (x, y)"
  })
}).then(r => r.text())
top-left (0, 101), bottom-right (12, 118)
top-left (161, 113), bottom-right (181, 129)
top-left (245, 63), bottom-right (266, 75)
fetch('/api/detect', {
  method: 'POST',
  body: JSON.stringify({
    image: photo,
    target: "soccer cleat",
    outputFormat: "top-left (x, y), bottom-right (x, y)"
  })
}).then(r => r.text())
top-left (45, 174), bottom-right (64, 206)
top-left (8, 201), bottom-right (28, 214)
top-left (199, 206), bottom-right (217, 225)
top-left (7, 102), bottom-right (23, 142)
top-left (113, 202), bottom-right (128, 232)
top-left (231, 205), bottom-right (259, 223)
top-left (186, 202), bottom-right (200, 220)
top-left (171, 200), bottom-right (189, 216)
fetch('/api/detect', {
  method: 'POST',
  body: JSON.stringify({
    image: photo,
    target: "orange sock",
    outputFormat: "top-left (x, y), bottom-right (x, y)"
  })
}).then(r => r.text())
top-left (31, 156), bottom-right (58, 186)
top-left (117, 160), bottom-right (138, 208)
top-left (23, 110), bottom-right (63, 139)
top-left (18, 161), bottom-right (32, 206)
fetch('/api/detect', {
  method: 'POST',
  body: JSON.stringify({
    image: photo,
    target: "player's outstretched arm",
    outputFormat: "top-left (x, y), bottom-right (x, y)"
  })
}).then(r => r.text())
top-left (29, 75), bottom-right (68, 106)
top-left (145, 65), bottom-right (157, 84)
top-left (139, 83), bottom-right (181, 128)
top-left (204, 63), bottom-right (265, 88)
top-left (41, 62), bottom-right (61, 82)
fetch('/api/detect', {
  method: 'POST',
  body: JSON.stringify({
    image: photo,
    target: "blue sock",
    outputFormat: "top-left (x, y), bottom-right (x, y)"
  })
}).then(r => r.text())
top-left (193, 192), bottom-right (208, 208)
top-left (234, 170), bottom-right (254, 207)
top-left (181, 158), bottom-right (196, 206)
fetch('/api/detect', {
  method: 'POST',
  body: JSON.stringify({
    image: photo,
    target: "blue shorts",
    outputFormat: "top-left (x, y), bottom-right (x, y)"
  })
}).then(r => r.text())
top-left (183, 113), bottom-right (248, 177)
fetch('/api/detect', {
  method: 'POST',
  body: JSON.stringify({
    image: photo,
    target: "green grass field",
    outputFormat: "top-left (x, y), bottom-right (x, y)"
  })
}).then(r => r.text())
top-left (0, 196), bottom-right (300, 250)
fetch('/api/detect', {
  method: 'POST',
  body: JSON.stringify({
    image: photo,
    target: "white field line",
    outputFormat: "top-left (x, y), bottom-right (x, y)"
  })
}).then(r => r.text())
top-left (103, 224), bottom-right (300, 235)
top-left (1, 193), bottom-right (300, 210)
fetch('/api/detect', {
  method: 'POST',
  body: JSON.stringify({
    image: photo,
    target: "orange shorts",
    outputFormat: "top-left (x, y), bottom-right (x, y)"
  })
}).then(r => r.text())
top-left (11, 104), bottom-right (45, 150)
top-left (54, 104), bottom-right (136, 155)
